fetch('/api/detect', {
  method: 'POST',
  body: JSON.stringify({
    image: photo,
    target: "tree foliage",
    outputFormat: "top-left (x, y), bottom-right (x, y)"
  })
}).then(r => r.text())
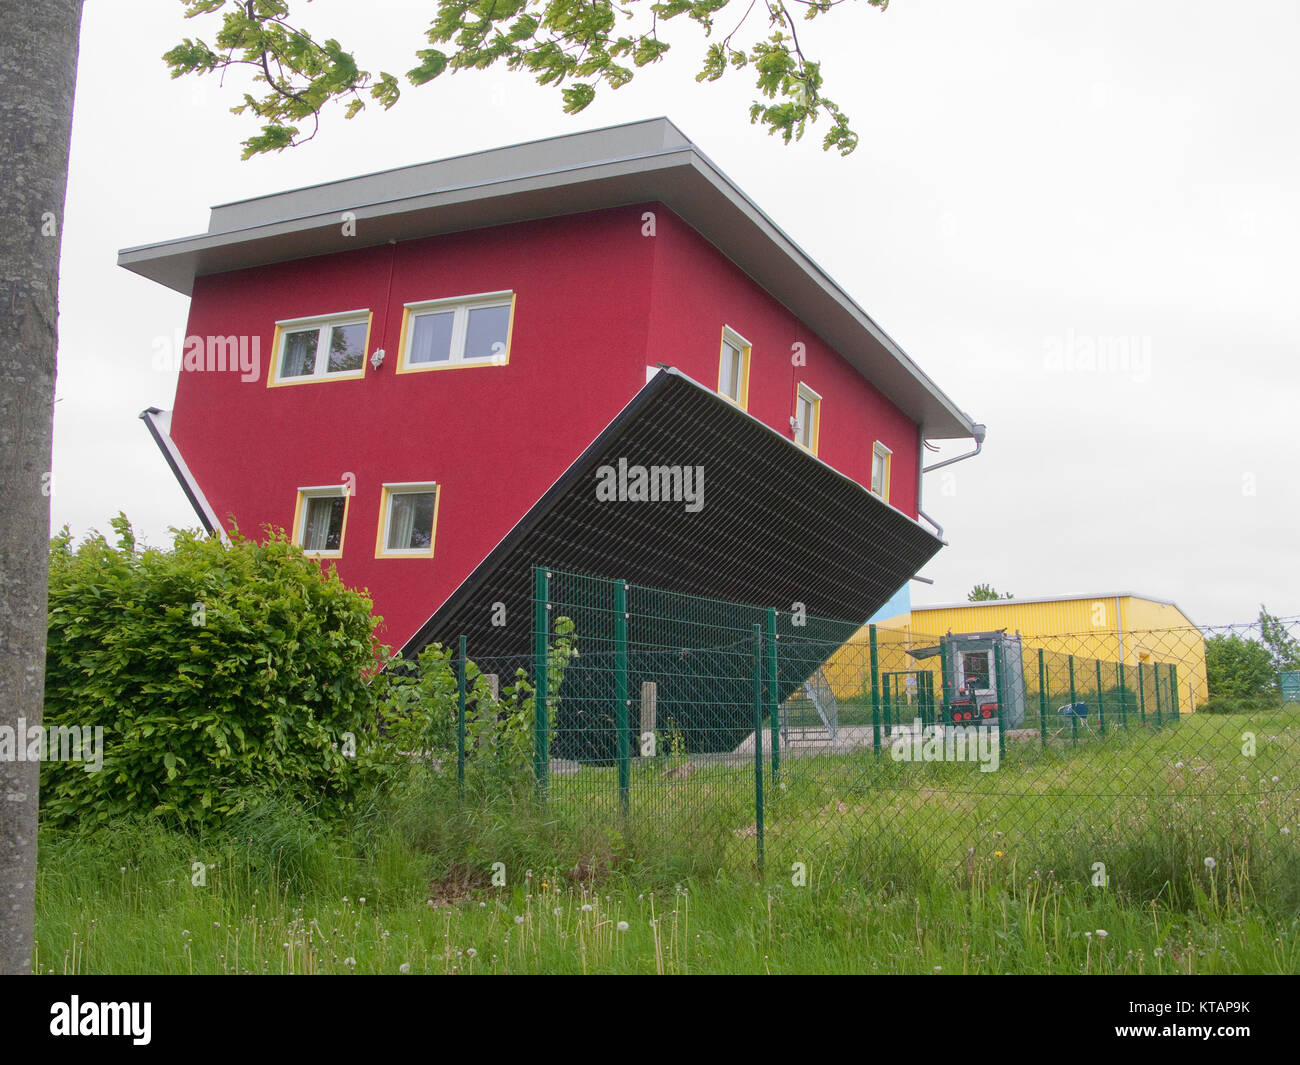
top-left (967, 583), bottom-right (1013, 602)
top-left (165, 0), bottom-right (889, 158)
top-left (1204, 632), bottom-right (1275, 704)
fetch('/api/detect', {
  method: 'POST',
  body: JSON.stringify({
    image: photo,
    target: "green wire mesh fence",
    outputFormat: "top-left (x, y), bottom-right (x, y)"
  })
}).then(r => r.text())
top-left (443, 568), bottom-right (1300, 909)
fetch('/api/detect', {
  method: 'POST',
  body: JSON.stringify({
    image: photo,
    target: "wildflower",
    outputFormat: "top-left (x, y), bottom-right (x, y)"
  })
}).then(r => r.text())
top-left (1096, 930), bottom-right (1108, 940)
top-left (1281, 827), bottom-right (1291, 835)
top-left (1204, 857), bottom-right (1217, 870)
top-left (466, 948), bottom-right (477, 959)
top-left (1272, 776), bottom-right (1280, 783)
top-left (1084, 931), bottom-right (1093, 939)
top-left (344, 957), bottom-right (356, 968)
top-left (479, 901), bottom-right (486, 907)
top-left (359, 897), bottom-right (366, 904)
top-left (399, 963), bottom-right (411, 973)
top-left (933, 966), bottom-right (942, 972)
top-left (553, 907), bottom-right (562, 916)
top-left (514, 915), bottom-right (524, 925)
top-left (1175, 762), bottom-right (1183, 769)
top-left (617, 921), bottom-right (629, 932)
top-left (994, 850), bottom-right (1003, 858)
top-left (581, 904), bottom-right (593, 912)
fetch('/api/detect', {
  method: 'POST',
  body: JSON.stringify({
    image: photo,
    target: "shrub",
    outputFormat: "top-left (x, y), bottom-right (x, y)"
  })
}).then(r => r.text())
top-left (42, 516), bottom-right (390, 829)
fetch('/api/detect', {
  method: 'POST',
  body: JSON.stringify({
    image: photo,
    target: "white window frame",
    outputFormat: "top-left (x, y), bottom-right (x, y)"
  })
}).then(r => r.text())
top-left (292, 484), bottom-right (351, 557)
top-left (269, 310), bottom-right (371, 386)
top-left (396, 290), bottom-right (515, 373)
top-left (717, 325), bottom-right (752, 409)
top-left (793, 382), bottom-right (822, 454)
top-left (375, 482), bottom-right (440, 558)
top-left (871, 442), bottom-right (893, 500)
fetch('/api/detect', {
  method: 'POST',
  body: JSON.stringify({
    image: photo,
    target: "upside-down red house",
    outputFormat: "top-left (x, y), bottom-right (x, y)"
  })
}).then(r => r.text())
top-left (120, 119), bottom-right (982, 672)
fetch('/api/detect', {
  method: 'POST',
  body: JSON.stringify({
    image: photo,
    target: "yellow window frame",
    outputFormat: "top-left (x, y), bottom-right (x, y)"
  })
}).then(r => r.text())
top-left (717, 325), bottom-right (752, 409)
top-left (290, 485), bottom-right (352, 558)
top-left (374, 482), bottom-right (441, 559)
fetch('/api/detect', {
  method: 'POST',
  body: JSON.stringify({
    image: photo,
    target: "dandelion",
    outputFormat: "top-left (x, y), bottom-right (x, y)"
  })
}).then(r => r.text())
top-left (617, 921), bottom-right (629, 932)
top-left (344, 957), bottom-right (356, 968)
top-left (1096, 930), bottom-right (1108, 939)
top-left (399, 963), bottom-right (411, 974)
top-left (466, 948), bottom-right (477, 959)
top-left (1204, 857), bottom-right (1217, 870)
top-left (994, 850), bottom-right (1003, 858)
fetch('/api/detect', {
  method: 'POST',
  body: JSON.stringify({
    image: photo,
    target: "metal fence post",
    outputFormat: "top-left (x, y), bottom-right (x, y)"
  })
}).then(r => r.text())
top-left (615, 580), bottom-right (630, 819)
top-left (1153, 663), bottom-right (1163, 730)
top-left (1170, 664), bottom-right (1181, 721)
top-left (993, 641), bottom-right (1007, 759)
top-left (1095, 659), bottom-right (1106, 737)
top-left (1068, 654), bottom-right (1078, 747)
top-left (1037, 649), bottom-right (1048, 749)
top-left (766, 607), bottom-right (779, 780)
top-left (457, 634), bottom-right (467, 798)
top-left (1118, 660), bottom-right (1128, 729)
top-left (939, 635), bottom-right (952, 723)
top-left (870, 624), bottom-right (881, 756)
top-left (752, 623), bottom-right (765, 873)
top-left (1138, 660), bottom-right (1147, 727)
top-left (532, 567), bottom-right (550, 801)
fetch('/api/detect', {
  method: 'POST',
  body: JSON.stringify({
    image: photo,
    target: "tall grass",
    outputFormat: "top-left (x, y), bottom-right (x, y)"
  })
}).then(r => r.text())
top-left (34, 707), bottom-right (1300, 973)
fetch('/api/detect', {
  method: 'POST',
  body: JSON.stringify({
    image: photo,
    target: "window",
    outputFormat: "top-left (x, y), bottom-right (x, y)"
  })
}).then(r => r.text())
top-left (376, 483), bottom-right (440, 558)
top-left (292, 486), bottom-right (350, 556)
top-left (717, 326), bottom-right (751, 408)
top-left (270, 311), bottom-right (370, 385)
top-left (871, 442), bottom-right (892, 500)
top-left (397, 292), bottom-right (515, 372)
top-left (960, 651), bottom-right (991, 692)
top-left (793, 383), bottom-right (821, 454)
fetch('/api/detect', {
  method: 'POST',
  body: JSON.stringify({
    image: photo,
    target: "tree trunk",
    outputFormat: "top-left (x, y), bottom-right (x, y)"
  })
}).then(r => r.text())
top-left (0, 0), bottom-right (82, 975)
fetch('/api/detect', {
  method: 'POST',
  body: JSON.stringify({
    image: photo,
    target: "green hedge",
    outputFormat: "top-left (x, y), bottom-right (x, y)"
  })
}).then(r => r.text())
top-left (42, 517), bottom-right (392, 828)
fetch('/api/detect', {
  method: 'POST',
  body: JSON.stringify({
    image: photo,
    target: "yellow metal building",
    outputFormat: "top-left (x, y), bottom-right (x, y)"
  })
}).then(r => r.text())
top-left (906, 593), bottom-right (1207, 714)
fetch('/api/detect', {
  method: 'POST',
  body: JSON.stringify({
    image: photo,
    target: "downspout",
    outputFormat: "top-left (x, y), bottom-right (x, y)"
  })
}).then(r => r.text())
top-left (917, 423), bottom-right (986, 539)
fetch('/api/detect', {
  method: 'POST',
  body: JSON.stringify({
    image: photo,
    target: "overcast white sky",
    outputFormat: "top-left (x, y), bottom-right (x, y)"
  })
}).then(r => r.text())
top-left (52, 0), bottom-right (1299, 627)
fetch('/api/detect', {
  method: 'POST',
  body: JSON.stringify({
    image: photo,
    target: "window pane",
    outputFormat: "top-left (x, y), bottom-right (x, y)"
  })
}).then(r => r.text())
top-left (872, 453), bottom-right (885, 493)
top-left (797, 396), bottom-right (813, 445)
top-left (464, 304), bottom-right (511, 361)
top-left (410, 311), bottom-right (454, 364)
top-left (280, 329), bottom-right (319, 377)
top-left (720, 342), bottom-right (742, 399)
top-left (303, 495), bottom-right (345, 551)
top-left (326, 322), bottom-right (366, 373)
top-left (386, 491), bottom-right (437, 551)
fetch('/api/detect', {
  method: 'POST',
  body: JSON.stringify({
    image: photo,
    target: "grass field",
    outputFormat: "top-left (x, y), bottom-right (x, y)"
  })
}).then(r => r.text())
top-left (34, 706), bottom-right (1300, 974)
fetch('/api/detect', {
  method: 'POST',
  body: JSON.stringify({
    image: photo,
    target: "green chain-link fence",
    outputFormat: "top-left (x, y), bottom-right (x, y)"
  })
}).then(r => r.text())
top-left (444, 567), bottom-right (1300, 908)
